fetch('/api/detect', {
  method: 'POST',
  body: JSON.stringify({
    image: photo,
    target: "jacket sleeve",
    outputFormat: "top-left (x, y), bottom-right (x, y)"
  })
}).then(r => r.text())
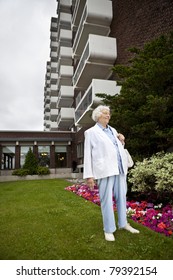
top-left (83, 130), bottom-right (94, 179)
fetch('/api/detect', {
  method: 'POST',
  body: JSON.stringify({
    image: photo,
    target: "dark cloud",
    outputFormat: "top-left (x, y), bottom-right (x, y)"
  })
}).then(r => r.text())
top-left (0, 0), bottom-right (56, 130)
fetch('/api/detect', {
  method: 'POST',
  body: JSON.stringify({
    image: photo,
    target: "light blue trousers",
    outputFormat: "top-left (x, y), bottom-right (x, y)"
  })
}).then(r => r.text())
top-left (97, 175), bottom-right (127, 233)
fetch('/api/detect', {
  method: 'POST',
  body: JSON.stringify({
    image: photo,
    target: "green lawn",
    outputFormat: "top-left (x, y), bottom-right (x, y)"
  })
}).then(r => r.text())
top-left (0, 179), bottom-right (173, 260)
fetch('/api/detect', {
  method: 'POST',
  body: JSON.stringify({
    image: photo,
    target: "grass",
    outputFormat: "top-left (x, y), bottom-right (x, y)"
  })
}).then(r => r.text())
top-left (0, 179), bottom-right (173, 260)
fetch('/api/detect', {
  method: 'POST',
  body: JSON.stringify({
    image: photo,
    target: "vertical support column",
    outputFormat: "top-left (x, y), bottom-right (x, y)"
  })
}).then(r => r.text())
top-left (15, 142), bottom-right (20, 169)
top-left (50, 142), bottom-right (55, 168)
top-left (67, 141), bottom-right (72, 168)
top-left (33, 141), bottom-right (38, 162)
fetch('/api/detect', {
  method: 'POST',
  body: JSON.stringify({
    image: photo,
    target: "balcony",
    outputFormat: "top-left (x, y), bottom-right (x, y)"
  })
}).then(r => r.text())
top-left (46, 61), bottom-right (51, 70)
top-left (57, 0), bottom-right (72, 14)
top-left (50, 122), bottom-right (58, 131)
top-left (57, 47), bottom-right (72, 67)
top-left (45, 111), bottom-right (50, 120)
top-left (50, 73), bottom-right (58, 82)
top-left (50, 109), bottom-right (59, 121)
top-left (57, 86), bottom-right (74, 107)
top-left (58, 12), bottom-right (72, 29)
top-left (73, 34), bottom-right (117, 89)
top-left (50, 17), bottom-right (57, 31)
top-left (50, 84), bottom-right (58, 92)
top-left (50, 96), bottom-right (58, 109)
top-left (50, 62), bottom-right (58, 72)
top-left (75, 79), bottom-right (121, 125)
top-left (57, 65), bottom-right (73, 88)
top-left (50, 51), bottom-right (57, 62)
top-left (72, 0), bottom-right (86, 28)
top-left (50, 41), bottom-right (58, 50)
top-left (44, 103), bottom-right (50, 113)
top-left (73, 0), bottom-right (112, 57)
top-left (57, 29), bottom-right (72, 46)
top-left (57, 108), bottom-right (75, 130)
top-left (44, 120), bottom-right (51, 131)
top-left (50, 31), bottom-right (58, 41)
top-left (44, 95), bottom-right (50, 104)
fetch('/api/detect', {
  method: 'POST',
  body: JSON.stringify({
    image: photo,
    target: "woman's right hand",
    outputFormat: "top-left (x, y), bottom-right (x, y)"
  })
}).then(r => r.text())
top-left (86, 178), bottom-right (95, 189)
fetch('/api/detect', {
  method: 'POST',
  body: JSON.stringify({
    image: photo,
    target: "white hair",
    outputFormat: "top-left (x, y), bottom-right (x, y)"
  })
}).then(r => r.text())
top-left (92, 105), bottom-right (110, 122)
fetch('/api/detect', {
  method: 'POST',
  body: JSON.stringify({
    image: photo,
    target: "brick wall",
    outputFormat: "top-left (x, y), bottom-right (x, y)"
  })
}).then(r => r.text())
top-left (110, 0), bottom-right (173, 64)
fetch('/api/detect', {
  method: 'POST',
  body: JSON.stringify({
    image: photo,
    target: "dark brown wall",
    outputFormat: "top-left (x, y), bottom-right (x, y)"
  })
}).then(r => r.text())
top-left (110, 0), bottom-right (173, 64)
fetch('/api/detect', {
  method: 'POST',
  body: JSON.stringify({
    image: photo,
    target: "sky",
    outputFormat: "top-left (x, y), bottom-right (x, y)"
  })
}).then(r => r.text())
top-left (0, 0), bottom-right (57, 131)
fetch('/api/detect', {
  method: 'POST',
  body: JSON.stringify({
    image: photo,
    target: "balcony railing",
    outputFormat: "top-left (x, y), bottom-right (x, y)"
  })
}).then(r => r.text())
top-left (58, 12), bottom-right (72, 29)
top-left (73, 34), bottom-right (117, 89)
top-left (57, 0), bottom-right (72, 14)
top-left (73, 0), bottom-right (112, 56)
top-left (50, 31), bottom-right (58, 41)
top-left (57, 47), bottom-right (73, 70)
top-left (57, 107), bottom-right (75, 130)
top-left (58, 29), bottom-right (72, 44)
top-left (72, 0), bottom-right (86, 28)
top-left (50, 122), bottom-right (58, 130)
top-left (57, 86), bottom-right (74, 107)
top-left (50, 109), bottom-right (59, 121)
top-left (75, 79), bottom-right (121, 125)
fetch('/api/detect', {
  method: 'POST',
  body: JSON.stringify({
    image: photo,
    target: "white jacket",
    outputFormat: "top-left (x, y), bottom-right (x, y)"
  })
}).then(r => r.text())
top-left (83, 124), bottom-right (128, 179)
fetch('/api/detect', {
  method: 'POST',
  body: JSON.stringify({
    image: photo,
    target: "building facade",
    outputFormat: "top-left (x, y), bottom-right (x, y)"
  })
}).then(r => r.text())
top-left (0, 131), bottom-right (76, 175)
top-left (1, 0), bottom-right (173, 175)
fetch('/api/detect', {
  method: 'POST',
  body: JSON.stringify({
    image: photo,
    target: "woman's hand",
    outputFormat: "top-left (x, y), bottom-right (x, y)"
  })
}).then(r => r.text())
top-left (86, 178), bottom-right (95, 189)
top-left (118, 133), bottom-right (125, 146)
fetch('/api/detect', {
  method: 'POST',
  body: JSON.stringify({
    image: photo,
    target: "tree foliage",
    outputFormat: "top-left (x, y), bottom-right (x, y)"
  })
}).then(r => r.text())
top-left (98, 32), bottom-right (173, 159)
top-left (23, 148), bottom-right (38, 175)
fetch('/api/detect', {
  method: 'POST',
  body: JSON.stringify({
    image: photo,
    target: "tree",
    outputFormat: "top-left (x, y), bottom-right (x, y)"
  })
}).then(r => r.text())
top-left (23, 148), bottom-right (38, 175)
top-left (98, 32), bottom-right (173, 159)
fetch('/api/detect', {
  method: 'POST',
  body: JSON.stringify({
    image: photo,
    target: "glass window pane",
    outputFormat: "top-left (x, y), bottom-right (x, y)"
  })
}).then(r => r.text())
top-left (55, 146), bottom-right (67, 152)
top-left (55, 146), bottom-right (67, 168)
top-left (1, 146), bottom-right (15, 169)
top-left (38, 146), bottom-right (50, 167)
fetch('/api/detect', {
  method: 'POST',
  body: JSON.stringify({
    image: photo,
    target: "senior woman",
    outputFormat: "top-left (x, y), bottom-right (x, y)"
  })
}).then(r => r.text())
top-left (83, 105), bottom-right (139, 241)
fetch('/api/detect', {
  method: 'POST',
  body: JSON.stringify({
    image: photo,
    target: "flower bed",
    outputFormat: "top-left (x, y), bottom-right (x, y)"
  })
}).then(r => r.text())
top-left (65, 183), bottom-right (173, 237)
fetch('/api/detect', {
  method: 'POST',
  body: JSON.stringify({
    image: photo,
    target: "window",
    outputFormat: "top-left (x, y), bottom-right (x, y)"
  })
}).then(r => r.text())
top-left (1, 146), bottom-right (15, 169)
top-left (38, 146), bottom-right (50, 167)
top-left (55, 146), bottom-right (67, 168)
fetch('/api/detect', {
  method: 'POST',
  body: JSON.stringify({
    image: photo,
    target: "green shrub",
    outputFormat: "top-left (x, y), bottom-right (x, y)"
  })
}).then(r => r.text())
top-left (128, 152), bottom-right (173, 195)
top-left (12, 169), bottom-right (29, 176)
top-left (37, 166), bottom-right (50, 175)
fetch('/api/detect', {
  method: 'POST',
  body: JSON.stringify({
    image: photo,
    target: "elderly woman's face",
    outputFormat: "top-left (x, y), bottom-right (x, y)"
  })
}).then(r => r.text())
top-left (98, 109), bottom-right (110, 124)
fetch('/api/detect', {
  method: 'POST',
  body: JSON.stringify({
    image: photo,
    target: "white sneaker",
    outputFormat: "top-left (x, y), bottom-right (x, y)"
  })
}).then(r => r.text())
top-left (123, 223), bottom-right (140, 233)
top-left (104, 232), bottom-right (115, 241)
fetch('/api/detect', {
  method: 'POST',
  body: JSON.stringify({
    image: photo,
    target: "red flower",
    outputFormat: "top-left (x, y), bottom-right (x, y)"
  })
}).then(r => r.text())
top-left (157, 222), bottom-right (166, 229)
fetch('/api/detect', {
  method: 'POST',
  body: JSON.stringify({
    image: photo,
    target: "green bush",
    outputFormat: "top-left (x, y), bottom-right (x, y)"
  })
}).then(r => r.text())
top-left (128, 152), bottom-right (173, 195)
top-left (12, 167), bottom-right (50, 176)
top-left (12, 169), bottom-right (29, 176)
top-left (37, 166), bottom-right (50, 175)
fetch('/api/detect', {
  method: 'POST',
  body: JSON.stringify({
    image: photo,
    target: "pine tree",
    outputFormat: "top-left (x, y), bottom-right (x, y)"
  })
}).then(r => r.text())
top-left (23, 148), bottom-right (38, 175)
top-left (98, 32), bottom-right (173, 159)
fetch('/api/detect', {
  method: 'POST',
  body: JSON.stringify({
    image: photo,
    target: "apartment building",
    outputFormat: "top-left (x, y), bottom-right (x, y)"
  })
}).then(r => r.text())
top-left (1, 0), bottom-right (172, 174)
top-left (43, 0), bottom-right (173, 171)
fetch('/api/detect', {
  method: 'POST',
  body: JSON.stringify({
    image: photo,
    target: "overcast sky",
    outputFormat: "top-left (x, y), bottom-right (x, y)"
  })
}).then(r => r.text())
top-left (0, 0), bottom-right (56, 131)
